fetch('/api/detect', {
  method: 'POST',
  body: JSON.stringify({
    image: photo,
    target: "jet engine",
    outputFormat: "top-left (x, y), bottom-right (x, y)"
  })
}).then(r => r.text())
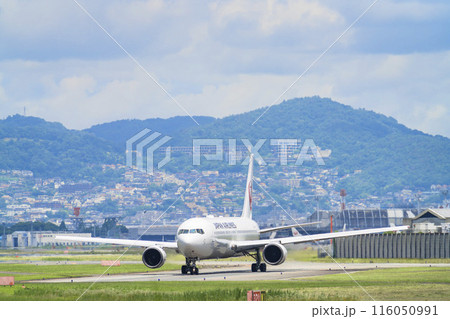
top-left (142, 246), bottom-right (166, 268)
top-left (262, 243), bottom-right (287, 265)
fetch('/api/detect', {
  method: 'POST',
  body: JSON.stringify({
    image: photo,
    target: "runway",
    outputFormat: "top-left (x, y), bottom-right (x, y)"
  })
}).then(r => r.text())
top-left (27, 261), bottom-right (450, 283)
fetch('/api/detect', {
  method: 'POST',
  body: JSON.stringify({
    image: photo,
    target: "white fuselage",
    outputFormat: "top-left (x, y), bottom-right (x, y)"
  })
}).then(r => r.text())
top-left (176, 217), bottom-right (260, 259)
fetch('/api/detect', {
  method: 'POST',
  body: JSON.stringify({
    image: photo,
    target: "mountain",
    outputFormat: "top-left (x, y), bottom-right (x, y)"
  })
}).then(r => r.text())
top-left (1, 97), bottom-right (448, 196)
top-left (174, 97), bottom-right (450, 195)
top-left (85, 116), bottom-right (215, 151)
top-left (0, 115), bottom-right (120, 178)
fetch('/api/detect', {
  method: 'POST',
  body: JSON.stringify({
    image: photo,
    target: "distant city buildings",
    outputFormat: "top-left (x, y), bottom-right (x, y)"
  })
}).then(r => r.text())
top-left (0, 167), bottom-right (447, 237)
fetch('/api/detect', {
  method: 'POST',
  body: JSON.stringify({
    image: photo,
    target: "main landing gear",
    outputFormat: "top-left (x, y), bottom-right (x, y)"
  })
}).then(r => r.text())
top-left (181, 258), bottom-right (199, 275)
top-left (245, 249), bottom-right (266, 272)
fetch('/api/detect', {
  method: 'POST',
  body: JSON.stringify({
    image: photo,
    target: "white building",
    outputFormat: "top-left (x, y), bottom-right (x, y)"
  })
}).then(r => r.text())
top-left (404, 208), bottom-right (450, 233)
top-left (3, 231), bottom-right (92, 248)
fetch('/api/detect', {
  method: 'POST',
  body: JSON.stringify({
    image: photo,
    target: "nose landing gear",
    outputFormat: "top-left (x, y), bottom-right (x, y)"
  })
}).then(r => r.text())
top-left (181, 258), bottom-right (199, 275)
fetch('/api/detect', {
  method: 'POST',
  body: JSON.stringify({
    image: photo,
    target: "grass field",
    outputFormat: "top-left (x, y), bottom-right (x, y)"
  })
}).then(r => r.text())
top-left (1, 247), bottom-right (449, 301)
top-left (3, 246), bottom-right (449, 264)
top-left (0, 267), bottom-right (448, 301)
top-left (288, 248), bottom-right (450, 264)
top-left (0, 262), bottom-right (179, 281)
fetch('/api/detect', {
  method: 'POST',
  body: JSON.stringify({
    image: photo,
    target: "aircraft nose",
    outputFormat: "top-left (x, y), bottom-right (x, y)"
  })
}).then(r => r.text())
top-left (177, 235), bottom-right (203, 256)
top-left (177, 235), bottom-right (195, 250)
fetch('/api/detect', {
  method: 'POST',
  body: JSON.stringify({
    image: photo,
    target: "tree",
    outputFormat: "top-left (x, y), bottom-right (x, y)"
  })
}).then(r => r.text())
top-left (59, 221), bottom-right (67, 231)
top-left (94, 199), bottom-right (119, 213)
top-left (98, 217), bottom-right (127, 237)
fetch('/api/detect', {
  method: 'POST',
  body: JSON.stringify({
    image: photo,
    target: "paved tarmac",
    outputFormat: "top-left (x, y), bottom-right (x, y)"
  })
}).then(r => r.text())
top-left (27, 261), bottom-right (450, 283)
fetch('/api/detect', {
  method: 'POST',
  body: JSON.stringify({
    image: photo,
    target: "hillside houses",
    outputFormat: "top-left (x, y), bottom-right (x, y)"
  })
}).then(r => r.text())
top-left (0, 167), bottom-right (447, 230)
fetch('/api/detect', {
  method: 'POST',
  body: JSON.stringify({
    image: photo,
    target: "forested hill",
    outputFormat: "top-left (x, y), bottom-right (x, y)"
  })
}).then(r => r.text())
top-left (176, 97), bottom-right (450, 195)
top-left (0, 115), bottom-right (120, 178)
top-left (1, 97), bottom-right (449, 196)
top-left (85, 116), bottom-right (215, 151)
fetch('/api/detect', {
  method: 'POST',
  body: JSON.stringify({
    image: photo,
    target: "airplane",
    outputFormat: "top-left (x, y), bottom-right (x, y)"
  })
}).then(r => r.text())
top-left (56, 155), bottom-right (408, 275)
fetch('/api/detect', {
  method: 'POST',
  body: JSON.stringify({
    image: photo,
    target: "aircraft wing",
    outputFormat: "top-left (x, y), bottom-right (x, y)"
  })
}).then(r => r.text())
top-left (230, 225), bottom-right (409, 252)
top-left (259, 221), bottom-right (320, 233)
top-left (55, 235), bottom-right (178, 249)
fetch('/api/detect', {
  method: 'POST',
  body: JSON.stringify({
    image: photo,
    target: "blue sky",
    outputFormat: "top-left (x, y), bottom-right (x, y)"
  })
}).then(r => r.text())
top-left (0, 0), bottom-right (449, 137)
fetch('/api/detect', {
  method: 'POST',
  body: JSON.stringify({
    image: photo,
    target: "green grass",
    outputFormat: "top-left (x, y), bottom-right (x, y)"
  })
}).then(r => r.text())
top-left (0, 246), bottom-right (144, 256)
top-left (4, 246), bottom-right (446, 264)
top-left (1, 247), bottom-right (449, 301)
top-left (287, 247), bottom-right (450, 264)
top-left (0, 282), bottom-right (356, 301)
top-left (0, 262), bottom-right (179, 281)
top-left (0, 254), bottom-right (143, 262)
top-left (0, 267), bottom-right (448, 301)
top-left (286, 247), bottom-right (321, 261)
top-left (0, 248), bottom-right (186, 262)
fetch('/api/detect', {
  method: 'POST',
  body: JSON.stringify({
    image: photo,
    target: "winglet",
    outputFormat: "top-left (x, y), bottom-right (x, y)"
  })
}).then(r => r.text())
top-left (241, 154), bottom-right (254, 219)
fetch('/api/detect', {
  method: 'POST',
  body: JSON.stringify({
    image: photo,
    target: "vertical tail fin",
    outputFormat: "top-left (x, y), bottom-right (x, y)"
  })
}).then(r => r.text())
top-left (291, 227), bottom-right (301, 237)
top-left (241, 154), bottom-right (254, 219)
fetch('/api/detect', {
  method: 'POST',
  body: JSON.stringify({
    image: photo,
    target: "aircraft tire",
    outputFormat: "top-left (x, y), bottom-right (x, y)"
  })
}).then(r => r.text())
top-left (259, 263), bottom-right (267, 272)
top-left (181, 265), bottom-right (188, 274)
top-left (251, 263), bottom-right (258, 272)
top-left (190, 267), bottom-right (198, 275)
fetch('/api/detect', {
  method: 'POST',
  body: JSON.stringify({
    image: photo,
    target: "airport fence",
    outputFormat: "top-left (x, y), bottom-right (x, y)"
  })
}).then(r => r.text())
top-left (333, 233), bottom-right (450, 259)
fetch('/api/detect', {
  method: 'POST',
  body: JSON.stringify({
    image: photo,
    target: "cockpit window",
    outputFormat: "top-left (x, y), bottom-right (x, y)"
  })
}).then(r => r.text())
top-left (178, 228), bottom-right (205, 235)
top-left (178, 228), bottom-right (204, 235)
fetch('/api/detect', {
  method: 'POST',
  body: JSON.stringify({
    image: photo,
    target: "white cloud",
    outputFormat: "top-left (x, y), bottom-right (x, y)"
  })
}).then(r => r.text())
top-left (412, 104), bottom-right (449, 137)
top-left (209, 0), bottom-right (346, 52)
top-left (106, 0), bottom-right (165, 26)
top-left (178, 74), bottom-right (298, 117)
top-left (0, 0), bottom-right (448, 137)
top-left (0, 0), bottom-right (72, 37)
top-left (424, 105), bottom-right (447, 121)
top-left (18, 62), bottom-right (180, 128)
top-left (314, 51), bottom-right (450, 137)
top-left (213, 0), bottom-right (342, 33)
top-left (369, 0), bottom-right (448, 21)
